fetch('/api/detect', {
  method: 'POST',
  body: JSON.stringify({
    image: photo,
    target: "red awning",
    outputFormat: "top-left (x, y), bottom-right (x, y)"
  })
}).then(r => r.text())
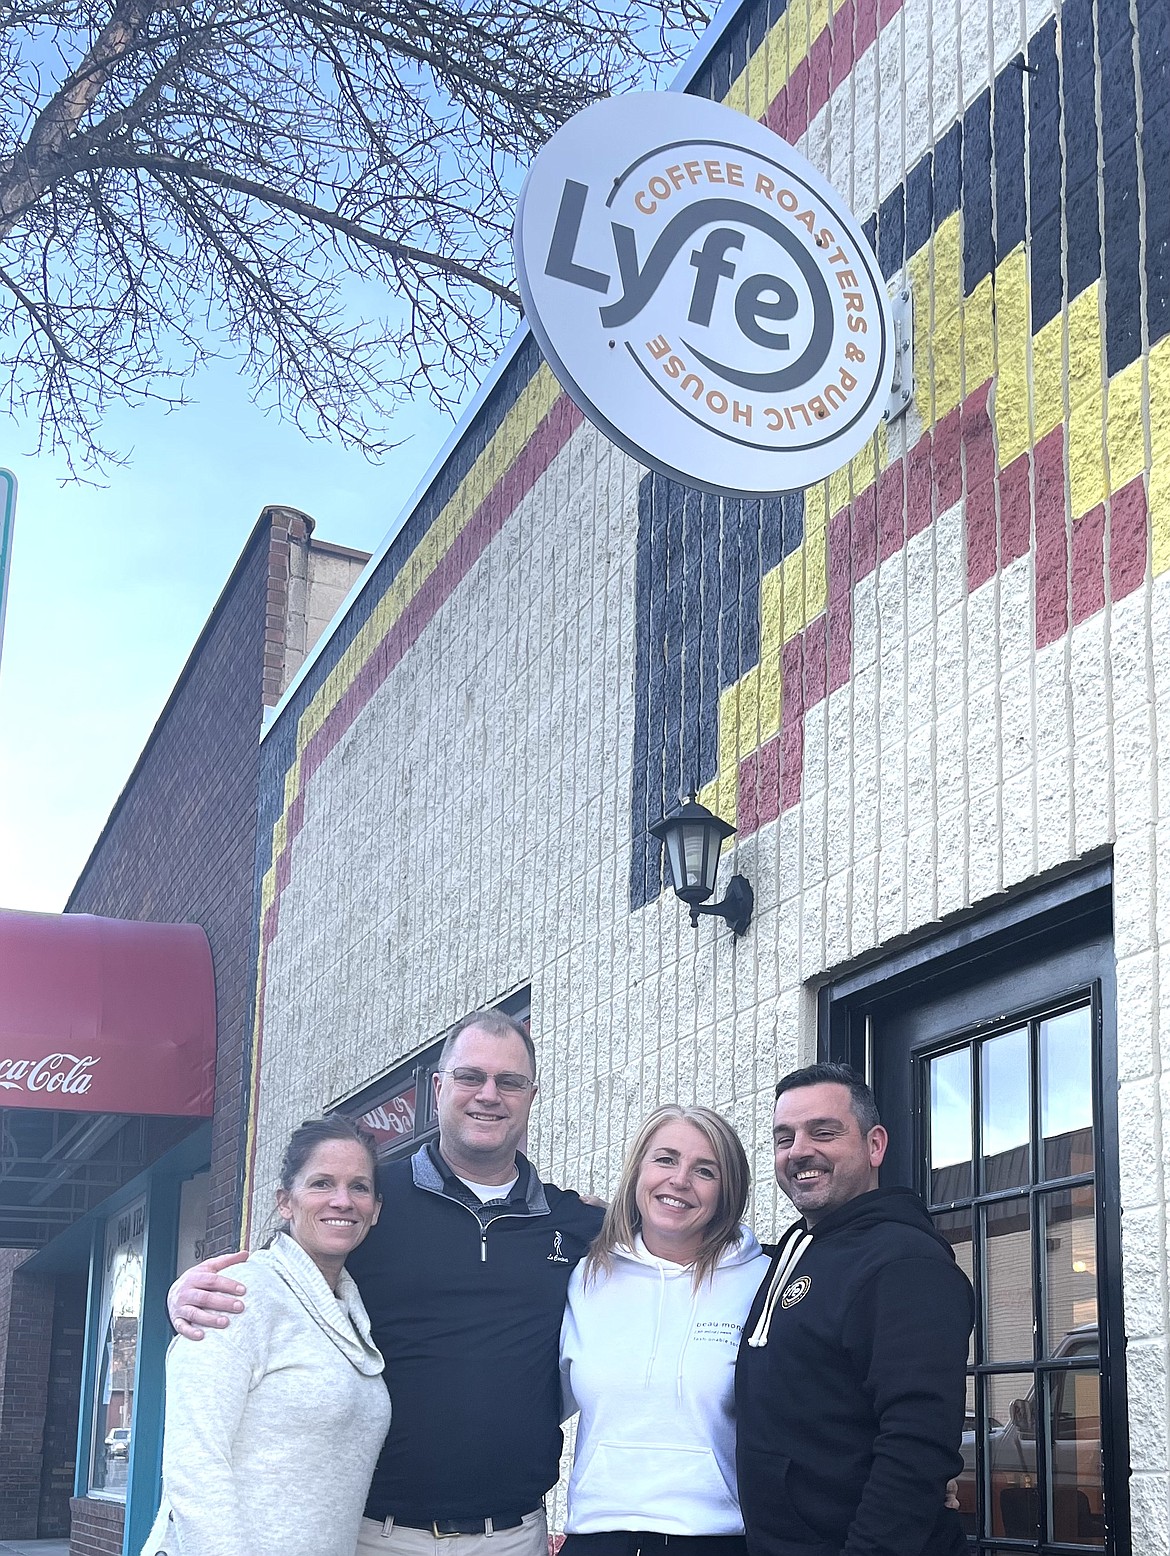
top-left (0, 909), bottom-right (215, 1116)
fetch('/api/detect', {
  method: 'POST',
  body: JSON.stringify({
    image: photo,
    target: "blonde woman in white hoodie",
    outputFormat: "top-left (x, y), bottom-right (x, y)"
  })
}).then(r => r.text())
top-left (559, 1105), bottom-right (768, 1556)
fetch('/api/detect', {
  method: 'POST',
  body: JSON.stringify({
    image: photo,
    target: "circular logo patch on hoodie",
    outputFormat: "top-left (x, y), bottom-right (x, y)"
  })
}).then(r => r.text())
top-left (781, 1276), bottom-right (811, 1308)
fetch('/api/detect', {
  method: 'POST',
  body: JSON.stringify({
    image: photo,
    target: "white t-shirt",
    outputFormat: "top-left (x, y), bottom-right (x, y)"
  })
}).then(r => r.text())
top-left (457, 1174), bottom-right (519, 1202)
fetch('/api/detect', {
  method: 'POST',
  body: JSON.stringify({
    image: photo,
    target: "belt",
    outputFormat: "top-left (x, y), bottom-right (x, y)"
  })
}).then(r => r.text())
top-left (391, 1513), bottom-right (528, 1537)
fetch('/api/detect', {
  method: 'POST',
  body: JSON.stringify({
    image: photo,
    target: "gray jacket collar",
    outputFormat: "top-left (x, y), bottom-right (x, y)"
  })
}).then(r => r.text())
top-left (412, 1141), bottom-right (551, 1216)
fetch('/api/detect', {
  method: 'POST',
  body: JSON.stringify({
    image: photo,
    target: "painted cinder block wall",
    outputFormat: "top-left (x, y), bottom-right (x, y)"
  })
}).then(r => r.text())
top-left (245, 0), bottom-right (1169, 1543)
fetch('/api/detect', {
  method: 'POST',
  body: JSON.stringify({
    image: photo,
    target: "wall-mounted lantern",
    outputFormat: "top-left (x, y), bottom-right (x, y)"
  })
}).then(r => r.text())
top-left (649, 794), bottom-right (754, 936)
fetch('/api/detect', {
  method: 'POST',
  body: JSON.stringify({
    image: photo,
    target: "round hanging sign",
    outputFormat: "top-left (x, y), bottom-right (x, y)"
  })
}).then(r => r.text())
top-left (514, 93), bottom-right (893, 496)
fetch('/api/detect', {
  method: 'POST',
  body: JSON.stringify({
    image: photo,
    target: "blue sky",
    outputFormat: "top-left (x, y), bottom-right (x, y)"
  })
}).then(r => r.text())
top-left (0, 355), bottom-right (466, 912)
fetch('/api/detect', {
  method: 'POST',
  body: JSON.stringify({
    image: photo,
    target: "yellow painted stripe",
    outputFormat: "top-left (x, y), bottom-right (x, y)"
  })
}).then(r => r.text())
top-left (1148, 337), bottom-right (1170, 574)
top-left (990, 247), bottom-right (1031, 466)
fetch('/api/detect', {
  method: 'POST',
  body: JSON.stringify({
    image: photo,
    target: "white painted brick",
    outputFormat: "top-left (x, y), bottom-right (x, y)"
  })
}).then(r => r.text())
top-left (1035, 752), bottom-right (1073, 873)
top-left (1130, 1471), bottom-right (1170, 1556)
top-left (877, 554), bottom-right (907, 653)
top-left (1000, 771), bottom-right (1035, 888)
top-left (998, 558), bottom-right (1033, 670)
top-left (877, 842), bottom-right (907, 942)
top-left (853, 573), bottom-right (879, 667)
top-left (967, 786), bottom-right (1001, 903)
top-left (935, 705), bottom-right (967, 813)
top-left (966, 681), bottom-right (1000, 796)
top-left (935, 606), bottom-right (967, 712)
top-left (1115, 828), bottom-right (1156, 960)
top-left (935, 505), bottom-right (966, 611)
top-left (1126, 1342), bottom-right (1169, 1472)
top-left (1033, 641), bottom-right (1071, 759)
top-left (936, 811), bottom-right (968, 918)
top-left (1110, 593), bottom-right (1152, 712)
top-left (1121, 1205), bottom-right (1168, 1339)
top-left (1113, 706), bottom-right (1156, 833)
top-left (905, 823), bottom-right (938, 930)
top-left (1117, 1077), bottom-right (1163, 1212)
top-left (929, 11), bottom-right (962, 141)
top-left (905, 529), bottom-right (936, 639)
top-left (850, 852), bottom-right (879, 952)
top-left (1069, 616), bottom-right (1109, 741)
top-left (1000, 662), bottom-right (1033, 779)
top-left (1072, 727), bottom-right (1114, 854)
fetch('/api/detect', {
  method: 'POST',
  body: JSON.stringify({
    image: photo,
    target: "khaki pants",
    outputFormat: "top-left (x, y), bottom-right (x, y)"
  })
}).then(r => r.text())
top-left (356, 1508), bottom-right (549, 1556)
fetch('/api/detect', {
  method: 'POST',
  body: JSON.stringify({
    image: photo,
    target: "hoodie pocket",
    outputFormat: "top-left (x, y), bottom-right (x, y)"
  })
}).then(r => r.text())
top-left (576, 1440), bottom-right (741, 1524)
top-left (737, 1445), bottom-right (836, 1551)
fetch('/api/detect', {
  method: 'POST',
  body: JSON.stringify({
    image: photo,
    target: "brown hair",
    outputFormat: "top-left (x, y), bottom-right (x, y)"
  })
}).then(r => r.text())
top-left (267, 1114), bottom-right (379, 1243)
top-left (585, 1104), bottom-right (751, 1290)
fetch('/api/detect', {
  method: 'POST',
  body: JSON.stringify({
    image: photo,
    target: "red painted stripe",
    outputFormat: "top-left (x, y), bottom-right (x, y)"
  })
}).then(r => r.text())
top-left (732, 391), bottom-right (1149, 834)
top-left (760, 0), bottom-right (905, 147)
top-left (1033, 425), bottom-right (1068, 649)
top-left (1071, 504), bottom-right (1106, 625)
top-left (1109, 475), bottom-right (1149, 601)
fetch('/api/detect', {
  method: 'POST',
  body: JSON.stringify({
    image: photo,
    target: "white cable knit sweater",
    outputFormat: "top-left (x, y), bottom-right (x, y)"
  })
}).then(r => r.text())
top-left (141, 1233), bottom-right (391, 1556)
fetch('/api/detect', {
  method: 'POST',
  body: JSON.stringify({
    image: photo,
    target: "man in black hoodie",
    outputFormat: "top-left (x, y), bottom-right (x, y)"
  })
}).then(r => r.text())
top-left (735, 1062), bottom-right (973, 1556)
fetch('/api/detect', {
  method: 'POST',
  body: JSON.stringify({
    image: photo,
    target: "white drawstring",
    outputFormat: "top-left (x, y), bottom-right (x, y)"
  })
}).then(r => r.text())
top-left (674, 1284), bottom-right (702, 1401)
top-left (644, 1262), bottom-right (668, 1386)
top-left (746, 1225), bottom-right (812, 1348)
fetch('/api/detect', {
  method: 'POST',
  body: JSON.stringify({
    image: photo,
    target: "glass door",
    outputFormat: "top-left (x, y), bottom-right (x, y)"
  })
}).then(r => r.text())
top-left (822, 872), bottom-right (1128, 1556)
top-left (923, 999), bottom-right (1104, 1549)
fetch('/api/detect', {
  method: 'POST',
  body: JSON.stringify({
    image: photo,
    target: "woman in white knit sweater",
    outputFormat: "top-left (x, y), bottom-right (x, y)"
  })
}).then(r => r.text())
top-left (559, 1105), bottom-right (769, 1556)
top-left (141, 1116), bottom-right (391, 1556)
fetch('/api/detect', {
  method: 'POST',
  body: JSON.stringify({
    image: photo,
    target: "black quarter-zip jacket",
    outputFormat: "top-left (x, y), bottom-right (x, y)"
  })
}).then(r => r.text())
top-left (734, 1188), bottom-right (975, 1556)
top-left (346, 1143), bottom-right (603, 1523)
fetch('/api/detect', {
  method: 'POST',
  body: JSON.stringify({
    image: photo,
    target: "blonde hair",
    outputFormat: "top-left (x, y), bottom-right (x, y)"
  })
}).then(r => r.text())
top-left (585, 1104), bottom-right (750, 1290)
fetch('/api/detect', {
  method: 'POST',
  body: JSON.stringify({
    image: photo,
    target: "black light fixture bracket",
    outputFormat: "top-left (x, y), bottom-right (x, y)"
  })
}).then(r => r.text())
top-left (688, 874), bottom-right (754, 935)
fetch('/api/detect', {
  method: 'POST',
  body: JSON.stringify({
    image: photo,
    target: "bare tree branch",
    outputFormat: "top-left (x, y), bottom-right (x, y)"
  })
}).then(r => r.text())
top-left (0, 0), bottom-right (704, 473)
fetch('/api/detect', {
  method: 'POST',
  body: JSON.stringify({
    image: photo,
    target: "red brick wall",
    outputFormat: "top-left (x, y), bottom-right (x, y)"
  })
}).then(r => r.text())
top-left (38, 1272), bottom-right (87, 1536)
top-left (66, 510), bottom-right (282, 1255)
top-left (68, 1494), bottom-right (124, 1556)
top-left (0, 1264), bottom-right (55, 1537)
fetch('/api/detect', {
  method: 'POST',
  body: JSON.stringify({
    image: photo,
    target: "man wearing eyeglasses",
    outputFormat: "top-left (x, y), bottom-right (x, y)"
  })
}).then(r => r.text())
top-left (169, 1009), bottom-right (603, 1556)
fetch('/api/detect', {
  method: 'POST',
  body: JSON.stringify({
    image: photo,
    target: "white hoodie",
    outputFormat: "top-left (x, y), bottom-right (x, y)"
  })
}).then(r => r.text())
top-left (559, 1227), bottom-right (768, 1535)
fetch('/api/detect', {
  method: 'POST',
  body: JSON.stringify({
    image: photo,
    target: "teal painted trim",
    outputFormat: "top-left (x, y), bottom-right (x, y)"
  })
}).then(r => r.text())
top-left (74, 1220), bottom-right (105, 1499)
top-left (123, 1172), bottom-right (183, 1556)
top-left (0, 468), bottom-right (13, 674)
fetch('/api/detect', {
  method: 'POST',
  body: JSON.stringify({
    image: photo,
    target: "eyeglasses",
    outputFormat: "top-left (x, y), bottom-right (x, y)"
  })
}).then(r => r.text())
top-left (436, 1067), bottom-right (537, 1094)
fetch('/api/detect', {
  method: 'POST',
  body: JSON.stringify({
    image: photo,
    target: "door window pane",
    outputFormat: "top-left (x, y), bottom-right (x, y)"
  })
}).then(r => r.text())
top-left (1047, 1370), bottom-right (1105, 1546)
top-left (1041, 1186), bottom-right (1099, 1353)
top-left (982, 1027), bottom-right (1031, 1190)
top-left (985, 1195), bottom-right (1034, 1362)
top-left (90, 1195), bottom-right (147, 1497)
top-left (929, 1047), bottom-right (973, 1202)
top-left (1040, 1005), bottom-right (1094, 1177)
top-left (984, 1371), bottom-right (1041, 1542)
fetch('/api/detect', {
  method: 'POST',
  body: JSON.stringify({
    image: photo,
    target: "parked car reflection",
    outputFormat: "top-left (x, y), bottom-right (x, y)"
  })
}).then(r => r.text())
top-left (957, 1325), bottom-right (1104, 1546)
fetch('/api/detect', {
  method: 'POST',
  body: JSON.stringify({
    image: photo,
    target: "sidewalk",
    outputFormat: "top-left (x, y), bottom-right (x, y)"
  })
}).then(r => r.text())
top-left (0, 1542), bottom-right (71, 1555)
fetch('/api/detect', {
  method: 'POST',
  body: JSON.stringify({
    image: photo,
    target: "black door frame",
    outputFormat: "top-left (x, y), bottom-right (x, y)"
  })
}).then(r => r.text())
top-left (816, 861), bottom-right (1130, 1555)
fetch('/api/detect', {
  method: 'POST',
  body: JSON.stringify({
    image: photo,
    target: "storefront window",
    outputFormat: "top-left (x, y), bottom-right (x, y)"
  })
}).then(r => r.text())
top-left (89, 1193), bottom-right (147, 1497)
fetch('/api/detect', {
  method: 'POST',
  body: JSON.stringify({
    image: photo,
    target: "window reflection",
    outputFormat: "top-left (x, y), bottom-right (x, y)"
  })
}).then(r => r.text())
top-left (985, 1196), bottom-right (1033, 1363)
top-left (1047, 1368), bottom-right (1105, 1546)
top-left (1040, 1007), bottom-right (1094, 1177)
top-left (981, 1027), bottom-right (1030, 1190)
top-left (90, 1195), bottom-right (146, 1498)
top-left (929, 1047), bottom-right (972, 1202)
top-left (1042, 1186), bottom-right (1099, 1351)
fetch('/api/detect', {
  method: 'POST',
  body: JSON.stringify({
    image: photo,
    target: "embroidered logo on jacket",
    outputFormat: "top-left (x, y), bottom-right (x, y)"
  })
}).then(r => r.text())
top-left (548, 1231), bottom-right (570, 1263)
top-left (781, 1276), bottom-right (811, 1308)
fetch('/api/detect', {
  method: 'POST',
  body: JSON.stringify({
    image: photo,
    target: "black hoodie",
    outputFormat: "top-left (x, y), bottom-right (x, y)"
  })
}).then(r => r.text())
top-left (734, 1188), bottom-right (974, 1556)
